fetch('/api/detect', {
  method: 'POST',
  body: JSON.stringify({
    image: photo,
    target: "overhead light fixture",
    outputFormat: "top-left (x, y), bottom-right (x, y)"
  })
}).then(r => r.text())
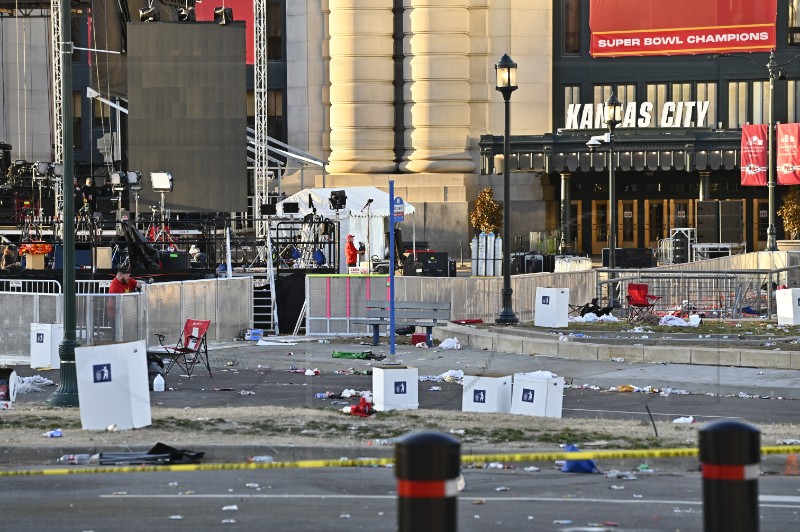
top-left (139, 6), bottom-right (160, 22)
top-left (151, 171), bottom-right (173, 193)
top-left (127, 171), bottom-right (143, 191)
top-left (329, 190), bottom-right (347, 210)
top-left (214, 6), bottom-right (234, 25)
top-left (110, 171), bottom-right (126, 192)
top-left (35, 161), bottom-right (51, 178)
top-left (51, 163), bottom-right (64, 177)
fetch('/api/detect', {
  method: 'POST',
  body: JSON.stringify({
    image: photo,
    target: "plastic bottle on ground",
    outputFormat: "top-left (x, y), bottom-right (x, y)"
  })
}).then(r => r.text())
top-left (57, 454), bottom-right (91, 465)
top-left (153, 374), bottom-right (165, 392)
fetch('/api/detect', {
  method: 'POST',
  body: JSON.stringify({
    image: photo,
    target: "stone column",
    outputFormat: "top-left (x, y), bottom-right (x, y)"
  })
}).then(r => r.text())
top-left (327, 0), bottom-right (397, 174)
top-left (400, 0), bottom-right (475, 173)
top-left (699, 170), bottom-right (710, 201)
top-left (560, 172), bottom-right (572, 253)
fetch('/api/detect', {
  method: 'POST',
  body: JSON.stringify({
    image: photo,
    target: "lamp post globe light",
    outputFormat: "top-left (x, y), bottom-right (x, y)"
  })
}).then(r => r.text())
top-left (604, 92), bottom-right (623, 307)
top-left (495, 54), bottom-right (518, 325)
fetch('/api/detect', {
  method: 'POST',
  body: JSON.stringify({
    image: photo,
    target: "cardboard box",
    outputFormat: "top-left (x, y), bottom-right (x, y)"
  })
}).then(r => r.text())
top-left (462, 375), bottom-right (512, 413)
top-left (25, 253), bottom-right (45, 270)
top-left (372, 365), bottom-right (418, 411)
top-left (75, 340), bottom-right (151, 430)
top-left (511, 372), bottom-right (565, 418)
top-left (534, 287), bottom-right (569, 328)
top-left (30, 323), bottom-right (63, 369)
top-left (95, 247), bottom-right (112, 269)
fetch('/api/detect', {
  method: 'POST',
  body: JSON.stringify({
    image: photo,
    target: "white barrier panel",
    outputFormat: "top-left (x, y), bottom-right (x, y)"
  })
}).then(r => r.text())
top-left (554, 256), bottom-right (593, 272)
top-left (776, 288), bottom-right (800, 325)
top-left (30, 323), bottom-right (63, 369)
top-left (76, 340), bottom-right (152, 430)
top-left (511, 372), bottom-right (564, 418)
top-left (534, 287), bottom-right (569, 328)
top-left (373, 365), bottom-right (418, 411)
top-left (462, 375), bottom-right (512, 413)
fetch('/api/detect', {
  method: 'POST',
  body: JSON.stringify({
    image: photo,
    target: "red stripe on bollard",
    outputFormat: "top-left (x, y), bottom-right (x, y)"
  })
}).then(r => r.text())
top-left (702, 463), bottom-right (759, 481)
top-left (398, 479), bottom-right (458, 498)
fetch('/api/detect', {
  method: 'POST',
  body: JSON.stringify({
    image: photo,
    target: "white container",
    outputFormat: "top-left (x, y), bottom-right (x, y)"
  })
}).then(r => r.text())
top-left (30, 323), bottom-right (63, 369)
top-left (511, 372), bottom-right (565, 418)
top-left (75, 340), bottom-right (152, 430)
top-left (152, 374), bottom-right (165, 392)
top-left (462, 375), bottom-right (512, 413)
top-left (372, 365), bottom-right (418, 411)
top-left (776, 288), bottom-right (800, 325)
top-left (534, 287), bottom-right (570, 328)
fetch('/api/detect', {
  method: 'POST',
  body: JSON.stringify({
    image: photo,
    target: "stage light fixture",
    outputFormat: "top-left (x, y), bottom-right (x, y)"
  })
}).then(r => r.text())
top-left (139, 6), bottom-right (160, 22)
top-left (329, 190), bottom-right (347, 210)
top-left (110, 171), bottom-right (126, 192)
top-left (150, 171), bottom-right (174, 192)
top-left (51, 163), bottom-right (64, 177)
top-left (214, 6), bottom-right (233, 25)
top-left (35, 161), bottom-right (51, 176)
top-left (127, 171), bottom-right (143, 191)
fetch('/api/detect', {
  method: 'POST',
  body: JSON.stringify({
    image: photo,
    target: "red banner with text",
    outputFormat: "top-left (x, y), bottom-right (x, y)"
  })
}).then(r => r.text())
top-left (741, 124), bottom-right (768, 186)
top-left (590, 0), bottom-right (776, 57)
top-left (777, 123), bottom-right (800, 185)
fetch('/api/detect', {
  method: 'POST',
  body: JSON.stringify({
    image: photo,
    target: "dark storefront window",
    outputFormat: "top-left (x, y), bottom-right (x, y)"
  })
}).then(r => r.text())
top-left (697, 82), bottom-right (717, 128)
top-left (564, 0), bottom-right (581, 54)
top-left (728, 81), bottom-right (749, 128)
top-left (564, 85), bottom-right (580, 125)
top-left (267, 1), bottom-right (284, 60)
top-left (72, 92), bottom-right (83, 151)
top-left (791, 0), bottom-right (800, 44)
top-left (268, 89), bottom-right (285, 141)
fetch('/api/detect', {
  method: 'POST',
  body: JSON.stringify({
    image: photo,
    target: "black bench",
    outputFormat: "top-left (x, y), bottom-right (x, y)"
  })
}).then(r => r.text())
top-left (352, 300), bottom-right (451, 347)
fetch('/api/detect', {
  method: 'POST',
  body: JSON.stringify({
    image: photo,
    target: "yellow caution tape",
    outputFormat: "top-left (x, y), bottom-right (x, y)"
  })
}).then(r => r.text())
top-left (1, 446), bottom-right (797, 477)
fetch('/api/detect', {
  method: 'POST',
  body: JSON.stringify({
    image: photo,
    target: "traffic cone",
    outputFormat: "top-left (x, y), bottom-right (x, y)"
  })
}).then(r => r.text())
top-left (784, 454), bottom-right (799, 476)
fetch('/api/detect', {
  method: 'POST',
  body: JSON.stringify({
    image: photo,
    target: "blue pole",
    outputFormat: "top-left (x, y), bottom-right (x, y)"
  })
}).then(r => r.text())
top-left (389, 180), bottom-right (396, 357)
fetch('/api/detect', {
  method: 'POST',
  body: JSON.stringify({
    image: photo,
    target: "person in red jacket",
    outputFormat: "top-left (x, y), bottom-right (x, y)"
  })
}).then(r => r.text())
top-left (345, 234), bottom-right (358, 267)
top-left (109, 266), bottom-right (139, 294)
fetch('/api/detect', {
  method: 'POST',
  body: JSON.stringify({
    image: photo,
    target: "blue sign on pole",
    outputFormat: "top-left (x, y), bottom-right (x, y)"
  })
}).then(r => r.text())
top-left (393, 197), bottom-right (405, 222)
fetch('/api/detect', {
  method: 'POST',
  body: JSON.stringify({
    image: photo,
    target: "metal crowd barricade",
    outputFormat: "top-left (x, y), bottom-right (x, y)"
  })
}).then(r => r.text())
top-left (595, 266), bottom-right (800, 319)
top-left (0, 276), bottom-right (252, 359)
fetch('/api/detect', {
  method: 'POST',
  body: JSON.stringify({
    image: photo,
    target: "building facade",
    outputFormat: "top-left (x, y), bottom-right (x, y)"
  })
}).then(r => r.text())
top-left (481, 0), bottom-right (800, 257)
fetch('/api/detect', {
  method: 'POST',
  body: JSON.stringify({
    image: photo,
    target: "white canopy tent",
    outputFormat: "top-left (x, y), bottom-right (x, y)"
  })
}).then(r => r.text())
top-left (274, 187), bottom-right (416, 272)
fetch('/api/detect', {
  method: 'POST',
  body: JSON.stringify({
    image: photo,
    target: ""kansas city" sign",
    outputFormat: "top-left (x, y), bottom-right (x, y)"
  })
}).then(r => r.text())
top-left (565, 101), bottom-right (710, 130)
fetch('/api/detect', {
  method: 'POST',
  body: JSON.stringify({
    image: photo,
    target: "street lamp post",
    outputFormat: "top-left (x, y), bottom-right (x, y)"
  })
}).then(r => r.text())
top-left (495, 54), bottom-right (518, 325)
top-left (48, 0), bottom-right (79, 406)
top-left (605, 93), bottom-right (623, 307)
top-left (766, 50), bottom-right (779, 252)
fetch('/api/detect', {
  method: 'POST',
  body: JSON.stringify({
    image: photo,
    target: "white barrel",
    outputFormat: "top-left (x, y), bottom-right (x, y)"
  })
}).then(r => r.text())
top-left (477, 232), bottom-right (486, 276)
top-left (486, 232), bottom-right (495, 276)
top-left (494, 235), bottom-right (503, 276)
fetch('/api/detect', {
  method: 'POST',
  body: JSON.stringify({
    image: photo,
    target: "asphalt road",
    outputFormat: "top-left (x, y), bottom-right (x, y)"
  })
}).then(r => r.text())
top-left (3, 467), bottom-right (799, 531)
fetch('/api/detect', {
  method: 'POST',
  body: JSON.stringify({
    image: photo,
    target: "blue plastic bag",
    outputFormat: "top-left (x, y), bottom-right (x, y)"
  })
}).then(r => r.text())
top-left (561, 443), bottom-right (597, 473)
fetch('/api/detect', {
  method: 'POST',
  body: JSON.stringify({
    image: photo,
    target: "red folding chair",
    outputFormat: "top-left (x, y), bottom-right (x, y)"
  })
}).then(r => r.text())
top-left (155, 319), bottom-right (212, 377)
top-left (626, 283), bottom-right (662, 321)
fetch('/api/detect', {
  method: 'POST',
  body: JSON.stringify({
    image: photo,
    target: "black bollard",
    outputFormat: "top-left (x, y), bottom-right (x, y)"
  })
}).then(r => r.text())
top-left (395, 431), bottom-right (460, 532)
top-left (699, 419), bottom-right (760, 532)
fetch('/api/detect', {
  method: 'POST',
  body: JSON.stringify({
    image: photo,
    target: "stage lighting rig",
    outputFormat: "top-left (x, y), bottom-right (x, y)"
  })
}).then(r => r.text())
top-left (110, 171), bottom-right (126, 192)
top-left (150, 171), bottom-right (173, 192)
top-left (127, 171), bottom-right (142, 191)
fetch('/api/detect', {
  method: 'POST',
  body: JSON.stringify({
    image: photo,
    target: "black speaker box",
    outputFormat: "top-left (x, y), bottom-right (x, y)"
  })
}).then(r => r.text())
top-left (602, 248), bottom-right (655, 268)
top-left (696, 200), bottom-right (720, 243)
top-left (720, 201), bottom-right (743, 242)
top-left (282, 202), bottom-right (299, 214)
top-left (159, 250), bottom-right (189, 269)
top-left (525, 253), bottom-right (543, 273)
top-left (416, 251), bottom-right (448, 276)
top-left (260, 203), bottom-right (277, 216)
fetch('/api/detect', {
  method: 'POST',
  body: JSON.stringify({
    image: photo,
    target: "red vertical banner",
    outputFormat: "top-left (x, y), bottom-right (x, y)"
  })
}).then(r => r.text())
top-left (740, 124), bottom-right (768, 186)
top-left (777, 123), bottom-right (800, 185)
